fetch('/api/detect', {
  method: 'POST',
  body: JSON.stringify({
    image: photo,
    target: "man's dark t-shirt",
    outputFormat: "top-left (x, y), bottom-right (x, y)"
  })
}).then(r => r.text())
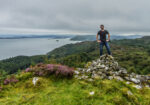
top-left (97, 30), bottom-right (109, 42)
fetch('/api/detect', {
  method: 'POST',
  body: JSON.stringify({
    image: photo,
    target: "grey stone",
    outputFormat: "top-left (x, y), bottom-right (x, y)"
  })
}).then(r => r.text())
top-left (130, 78), bottom-right (140, 84)
top-left (74, 70), bottom-right (80, 75)
top-left (126, 81), bottom-right (130, 84)
top-left (124, 76), bottom-right (130, 81)
top-left (133, 85), bottom-right (142, 89)
top-left (75, 54), bottom-right (150, 88)
top-left (114, 76), bottom-right (124, 81)
top-left (32, 77), bottom-right (39, 86)
top-left (108, 76), bottom-right (113, 80)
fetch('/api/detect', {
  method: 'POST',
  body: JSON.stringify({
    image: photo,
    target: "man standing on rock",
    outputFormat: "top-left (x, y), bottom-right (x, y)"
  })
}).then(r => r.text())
top-left (96, 24), bottom-right (111, 56)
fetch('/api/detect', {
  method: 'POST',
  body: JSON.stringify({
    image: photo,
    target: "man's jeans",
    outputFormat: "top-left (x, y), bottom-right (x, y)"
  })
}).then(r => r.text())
top-left (99, 41), bottom-right (111, 56)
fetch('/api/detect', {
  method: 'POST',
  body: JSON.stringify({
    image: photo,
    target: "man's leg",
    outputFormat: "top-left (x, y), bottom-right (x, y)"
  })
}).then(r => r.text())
top-left (105, 42), bottom-right (111, 55)
top-left (100, 42), bottom-right (104, 56)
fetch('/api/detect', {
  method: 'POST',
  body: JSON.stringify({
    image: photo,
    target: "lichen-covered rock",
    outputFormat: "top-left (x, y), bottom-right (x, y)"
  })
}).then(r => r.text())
top-left (74, 54), bottom-right (150, 88)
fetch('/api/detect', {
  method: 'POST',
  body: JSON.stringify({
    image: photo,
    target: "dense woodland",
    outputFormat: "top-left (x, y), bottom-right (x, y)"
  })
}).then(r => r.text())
top-left (0, 36), bottom-right (150, 80)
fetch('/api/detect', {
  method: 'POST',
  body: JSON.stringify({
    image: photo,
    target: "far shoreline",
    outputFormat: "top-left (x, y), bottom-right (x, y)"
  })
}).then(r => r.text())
top-left (0, 38), bottom-right (81, 61)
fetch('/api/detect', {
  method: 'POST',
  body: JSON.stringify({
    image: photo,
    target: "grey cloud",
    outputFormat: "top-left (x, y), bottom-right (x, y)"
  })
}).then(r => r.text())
top-left (0, 0), bottom-right (150, 34)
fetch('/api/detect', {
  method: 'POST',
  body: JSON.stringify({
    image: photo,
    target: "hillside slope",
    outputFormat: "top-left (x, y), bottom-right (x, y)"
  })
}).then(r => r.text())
top-left (0, 55), bottom-right (150, 105)
top-left (47, 38), bottom-right (150, 75)
top-left (0, 36), bottom-right (150, 79)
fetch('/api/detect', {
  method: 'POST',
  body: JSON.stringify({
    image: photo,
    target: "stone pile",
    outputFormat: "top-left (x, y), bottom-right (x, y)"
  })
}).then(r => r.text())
top-left (74, 54), bottom-right (150, 88)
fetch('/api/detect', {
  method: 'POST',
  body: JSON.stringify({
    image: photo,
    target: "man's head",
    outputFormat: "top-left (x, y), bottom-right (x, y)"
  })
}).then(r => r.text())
top-left (100, 24), bottom-right (104, 30)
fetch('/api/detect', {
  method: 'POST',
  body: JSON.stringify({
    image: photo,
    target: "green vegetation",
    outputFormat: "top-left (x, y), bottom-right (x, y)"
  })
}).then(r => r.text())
top-left (0, 71), bottom-right (150, 105)
top-left (0, 36), bottom-right (150, 78)
top-left (0, 55), bottom-right (46, 76)
top-left (47, 37), bottom-right (150, 75)
top-left (0, 36), bottom-right (150, 105)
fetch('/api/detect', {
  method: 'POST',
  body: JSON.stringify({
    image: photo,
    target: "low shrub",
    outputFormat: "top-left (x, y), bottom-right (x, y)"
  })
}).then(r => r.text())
top-left (17, 72), bottom-right (33, 81)
top-left (25, 63), bottom-right (74, 78)
top-left (3, 75), bottom-right (19, 85)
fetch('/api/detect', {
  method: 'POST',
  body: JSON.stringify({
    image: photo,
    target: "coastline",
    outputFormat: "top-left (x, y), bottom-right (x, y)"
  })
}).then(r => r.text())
top-left (0, 38), bottom-right (81, 61)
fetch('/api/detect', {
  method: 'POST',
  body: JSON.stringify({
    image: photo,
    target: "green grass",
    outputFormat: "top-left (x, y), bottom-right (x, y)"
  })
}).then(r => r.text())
top-left (0, 72), bottom-right (150, 105)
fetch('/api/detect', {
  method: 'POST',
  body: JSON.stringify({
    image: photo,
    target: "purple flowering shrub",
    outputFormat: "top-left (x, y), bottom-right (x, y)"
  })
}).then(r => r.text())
top-left (3, 75), bottom-right (19, 85)
top-left (25, 63), bottom-right (74, 78)
top-left (25, 68), bottom-right (32, 72)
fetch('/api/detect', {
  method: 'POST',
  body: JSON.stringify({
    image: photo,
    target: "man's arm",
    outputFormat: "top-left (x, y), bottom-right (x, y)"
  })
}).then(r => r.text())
top-left (106, 30), bottom-right (110, 41)
top-left (96, 33), bottom-right (101, 42)
top-left (107, 33), bottom-right (110, 41)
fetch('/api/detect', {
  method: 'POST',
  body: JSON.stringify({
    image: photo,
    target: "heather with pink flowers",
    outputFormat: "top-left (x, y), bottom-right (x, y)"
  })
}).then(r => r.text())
top-left (25, 63), bottom-right (74, 78)
top-left (3, 75), bottom-right (19, 85)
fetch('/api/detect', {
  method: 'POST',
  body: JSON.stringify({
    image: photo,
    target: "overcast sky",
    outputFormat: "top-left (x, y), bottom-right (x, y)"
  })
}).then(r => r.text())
top-left (0, 0), bottom-right (150, 35)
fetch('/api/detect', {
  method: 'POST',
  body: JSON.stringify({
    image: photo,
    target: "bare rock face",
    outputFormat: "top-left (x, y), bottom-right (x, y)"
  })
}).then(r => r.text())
top-left (74, 54), bottom-right (150, 88)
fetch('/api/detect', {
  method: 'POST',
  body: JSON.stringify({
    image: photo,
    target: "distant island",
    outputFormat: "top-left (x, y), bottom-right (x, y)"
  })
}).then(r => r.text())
top-left (0, 34), bottom-right (143, 41)
top-left (0, 34), bottom-right (75, 39)
top-left (70, 35), bottom-right (142, 41)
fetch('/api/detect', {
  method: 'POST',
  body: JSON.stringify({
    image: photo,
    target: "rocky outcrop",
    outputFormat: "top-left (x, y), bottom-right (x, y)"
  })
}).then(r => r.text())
top-left (74, 54), bottom-right (150, 88)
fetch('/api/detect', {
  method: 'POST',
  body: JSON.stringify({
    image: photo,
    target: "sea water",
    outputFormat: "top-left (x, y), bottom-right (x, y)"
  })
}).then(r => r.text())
top-left (0, 38), bottom-right (80, 60)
